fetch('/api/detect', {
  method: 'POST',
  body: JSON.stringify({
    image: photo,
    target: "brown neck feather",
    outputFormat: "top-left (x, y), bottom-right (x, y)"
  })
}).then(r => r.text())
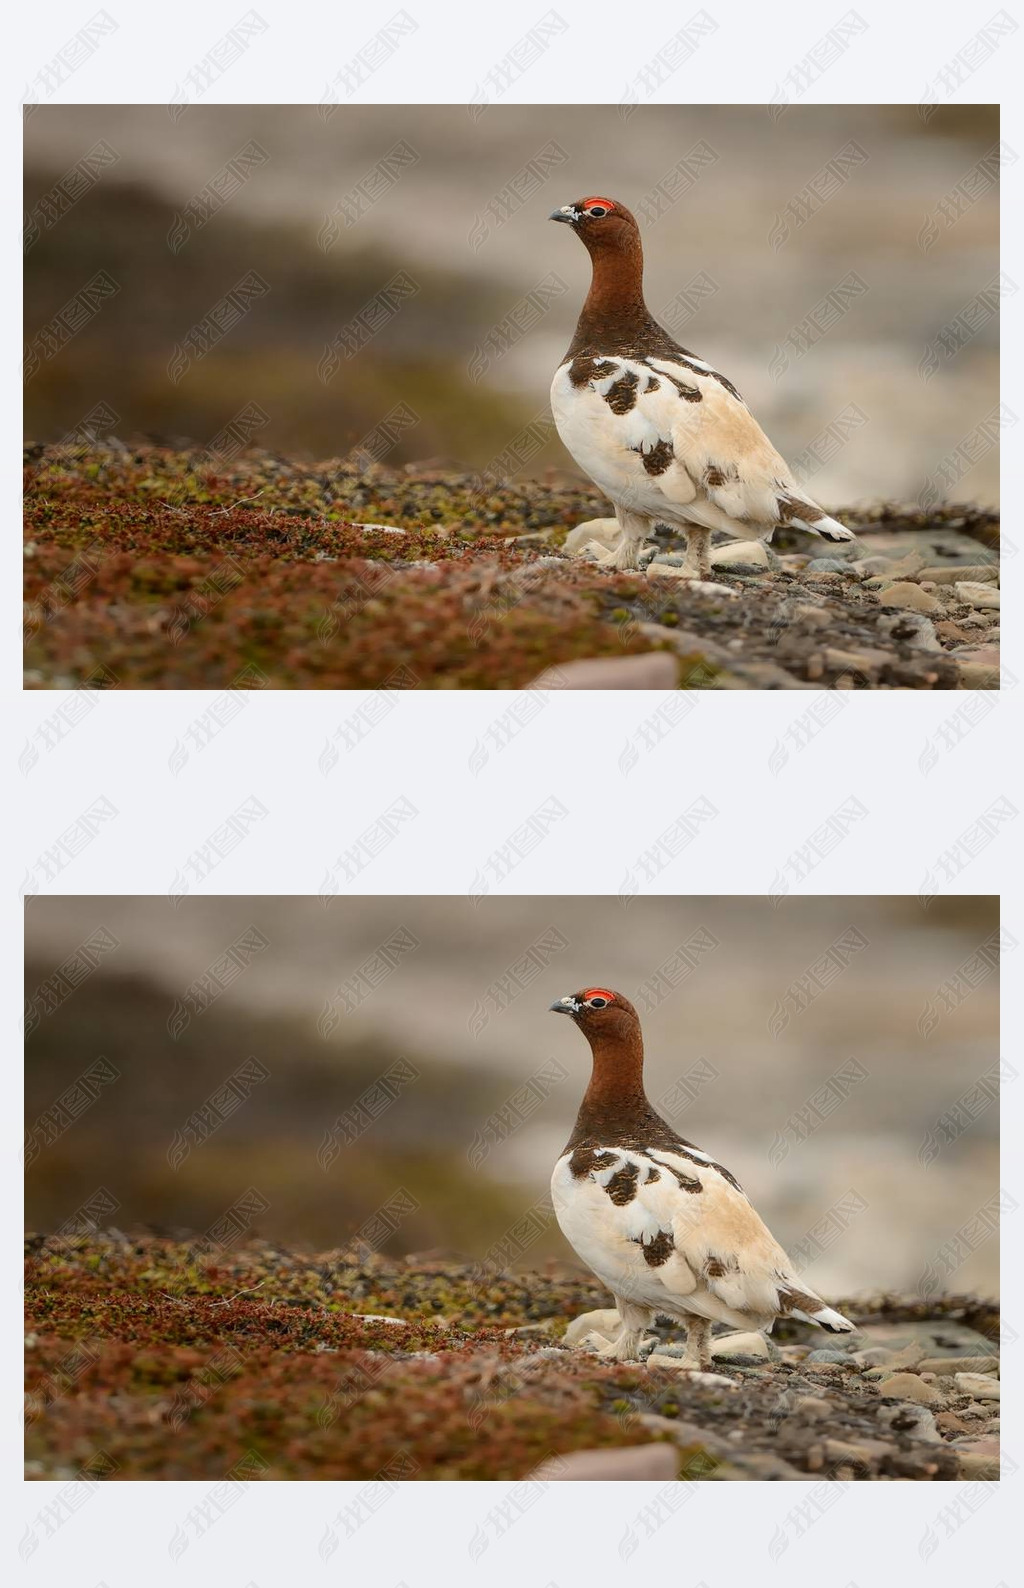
top-left (566, 231), bottom-right (664, 358)
top-left (565, 1019), bottom-right (666, 1148)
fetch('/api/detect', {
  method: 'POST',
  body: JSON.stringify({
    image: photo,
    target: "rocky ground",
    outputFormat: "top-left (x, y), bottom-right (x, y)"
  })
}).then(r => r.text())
top-left (24, 444), bottom-right (999, 690)
top-left (25, 1235), bottom-right (999, 1481)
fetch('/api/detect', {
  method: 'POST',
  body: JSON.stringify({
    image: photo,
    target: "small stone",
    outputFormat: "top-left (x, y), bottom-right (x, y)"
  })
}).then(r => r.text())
top-left (677, 1369), bottom-right (738, 1388)
top-left (958, 1451), bottom-right (1000, 1480)
top-left (876, 1404), bottom-right (941, 1442)
top-left (905, 1409), bottom-right (942, 1443)
top-left (935, 1411), bottom-right (975, 1435)
top-left (793, 604), bottom-right (831, 627)
top-left (728, 1452), bottom-right (805, 1479)
top-left (564, 518), bottom-right (620, 556)
top-left (527, 653), bottom-right (680, 690)
top-left (710, 539), bottom-right (770, 569)
top-left (875, 612), bottom-right (941, 651)
top-left (882, 548), bottom-right (927, 579)
top-left (919, 564), bottom-right (997, 585)
top-left (874, 582), bottom-right (942, 614)
top-left (824, 646), bottom-right (889, 672)
top-left (806, 1349), bottom-right (855, 1364)
top-left (710, 1330), bottom-right (778, 1362)
top-left (805, 557), bottom-right (850, 573)
top-left (958, 1401), bottom-right (996, 1421)
top-left (646, 566), bottom-right (737, 597)
top-left (563, 1309), bottom-right (620, 1347)
top-left (852, 556), bottom-right (897, 577)
top-left (953, 643), bottom-right (1000, 667)
top-left (792, 1395), bottom-right (834, 1418)
top-left (957, 662), bottom-right (1000, 688)
top-left (917, 1356), bottom-right (999, 1376)
top-left (879, 1341), bottom-right (927, 1371)
top-left (873, 1372), bottom-right (940, 1404)
top-left (530, 1444), bottom-right (680, 1481)
top-left (852, 1347), bottom-right (898, 1367)
top-left (955, 1372), bottom-right (1000, 1399)
top-left (823, 1437), bottom-right (888, 1466)
top-left (645, 1358), bottom-right (737, 1386)
top-left (956, 581), bottom-right (1000, 609)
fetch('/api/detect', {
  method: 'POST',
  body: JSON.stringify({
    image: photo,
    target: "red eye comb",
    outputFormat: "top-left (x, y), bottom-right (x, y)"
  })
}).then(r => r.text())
top-left (582, 987), bottom-right (616, 1002)
top-left (582, 197), bottom-right (615, 211)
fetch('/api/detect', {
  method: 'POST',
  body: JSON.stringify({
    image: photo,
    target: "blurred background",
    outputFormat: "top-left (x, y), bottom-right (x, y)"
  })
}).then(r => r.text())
top-left (24, 105), bottom-right (999, 505)
top-left (26, 895), bottom-right (1000, 1299)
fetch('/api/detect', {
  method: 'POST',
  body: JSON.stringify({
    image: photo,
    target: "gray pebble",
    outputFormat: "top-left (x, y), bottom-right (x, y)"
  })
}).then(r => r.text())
top-left (875, 612), bottom-right (942, 652)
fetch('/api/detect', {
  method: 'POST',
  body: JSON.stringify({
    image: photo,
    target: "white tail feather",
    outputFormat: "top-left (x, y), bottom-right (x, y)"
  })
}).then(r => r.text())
top-left (790, 1304), bottom-right (856, 1333)
top-left (799, 512), bottom-right (854, 543)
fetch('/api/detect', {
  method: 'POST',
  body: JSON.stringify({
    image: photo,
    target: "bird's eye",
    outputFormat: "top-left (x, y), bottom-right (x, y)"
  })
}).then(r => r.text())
top-left (587, 996), bottom-right (608, 1008)
top-left (586, 206), bottom-right (608, 218)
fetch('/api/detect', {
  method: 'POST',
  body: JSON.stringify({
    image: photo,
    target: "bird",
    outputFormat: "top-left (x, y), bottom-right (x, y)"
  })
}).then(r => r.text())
top-left (548, 197), bottom-right (855, 578)
top-left (548, 987), bottom-right (855, 1369)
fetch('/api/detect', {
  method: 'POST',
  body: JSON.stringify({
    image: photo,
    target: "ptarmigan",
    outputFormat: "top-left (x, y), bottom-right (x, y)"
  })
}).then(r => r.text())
top-left (548, 197), bottom-right (855, 577)
top-left (548, 987), bottom-right (855, 1368)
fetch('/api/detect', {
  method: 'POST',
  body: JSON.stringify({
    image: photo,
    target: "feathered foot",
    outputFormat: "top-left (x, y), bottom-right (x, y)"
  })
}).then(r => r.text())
top-left (584, 1297), bottom-right (653, 1361)
top-left (584, 536), bottom-right (645, 570)
top-left (676, 1315), bottom-right (713, 1371)
top-left (681, 527), bottom-right (712, 581)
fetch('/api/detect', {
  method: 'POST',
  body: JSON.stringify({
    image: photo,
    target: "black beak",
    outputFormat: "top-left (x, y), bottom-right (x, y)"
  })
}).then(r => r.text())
top-left (549, 997), bottom-right (578, 1015)
top-left (549, 207), bottom-right (578, 225)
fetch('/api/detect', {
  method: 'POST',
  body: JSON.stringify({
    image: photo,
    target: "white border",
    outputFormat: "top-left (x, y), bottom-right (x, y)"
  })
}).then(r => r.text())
top-left (7, 2), bottom-right (1020, 1583)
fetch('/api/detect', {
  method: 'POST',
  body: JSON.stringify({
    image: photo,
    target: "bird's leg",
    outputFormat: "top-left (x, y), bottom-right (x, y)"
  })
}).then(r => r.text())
top-left (588, 1297), bottom-right (652, 1361)
top-left (677, 1315), bottom-right (713, 1371)
top-left (587, 509), bottom-right (651, 571)
top-left (681, 527), bottom-right (712, 581)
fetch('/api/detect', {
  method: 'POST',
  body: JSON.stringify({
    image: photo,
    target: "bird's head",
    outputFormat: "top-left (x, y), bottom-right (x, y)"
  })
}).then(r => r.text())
top-left (548, 986), bottom-right (639, 1040)
top-left (548, 197), bottom-right (639, 254)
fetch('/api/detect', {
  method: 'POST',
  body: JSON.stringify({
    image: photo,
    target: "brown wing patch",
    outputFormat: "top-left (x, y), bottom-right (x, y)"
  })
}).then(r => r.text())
top-left (649, 1143), bottom-right (744, 1195)
top-left (655, 1160), bottom-right (702, 1194)
top-left (568, 354), bottom-right (614, 388)
top-left (642, 361), bottom-right (702, 403)
top-left (604, 369), bottom-right (640, 414)
top-left (637, 438), bottom-right (674, 475)
top-left (568, 1145), bottom-right (618, 1178)
top-left (604, 1160), bottom-right (641, 1205)
top-left (636, 1229), bottom-right (674, 1267)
